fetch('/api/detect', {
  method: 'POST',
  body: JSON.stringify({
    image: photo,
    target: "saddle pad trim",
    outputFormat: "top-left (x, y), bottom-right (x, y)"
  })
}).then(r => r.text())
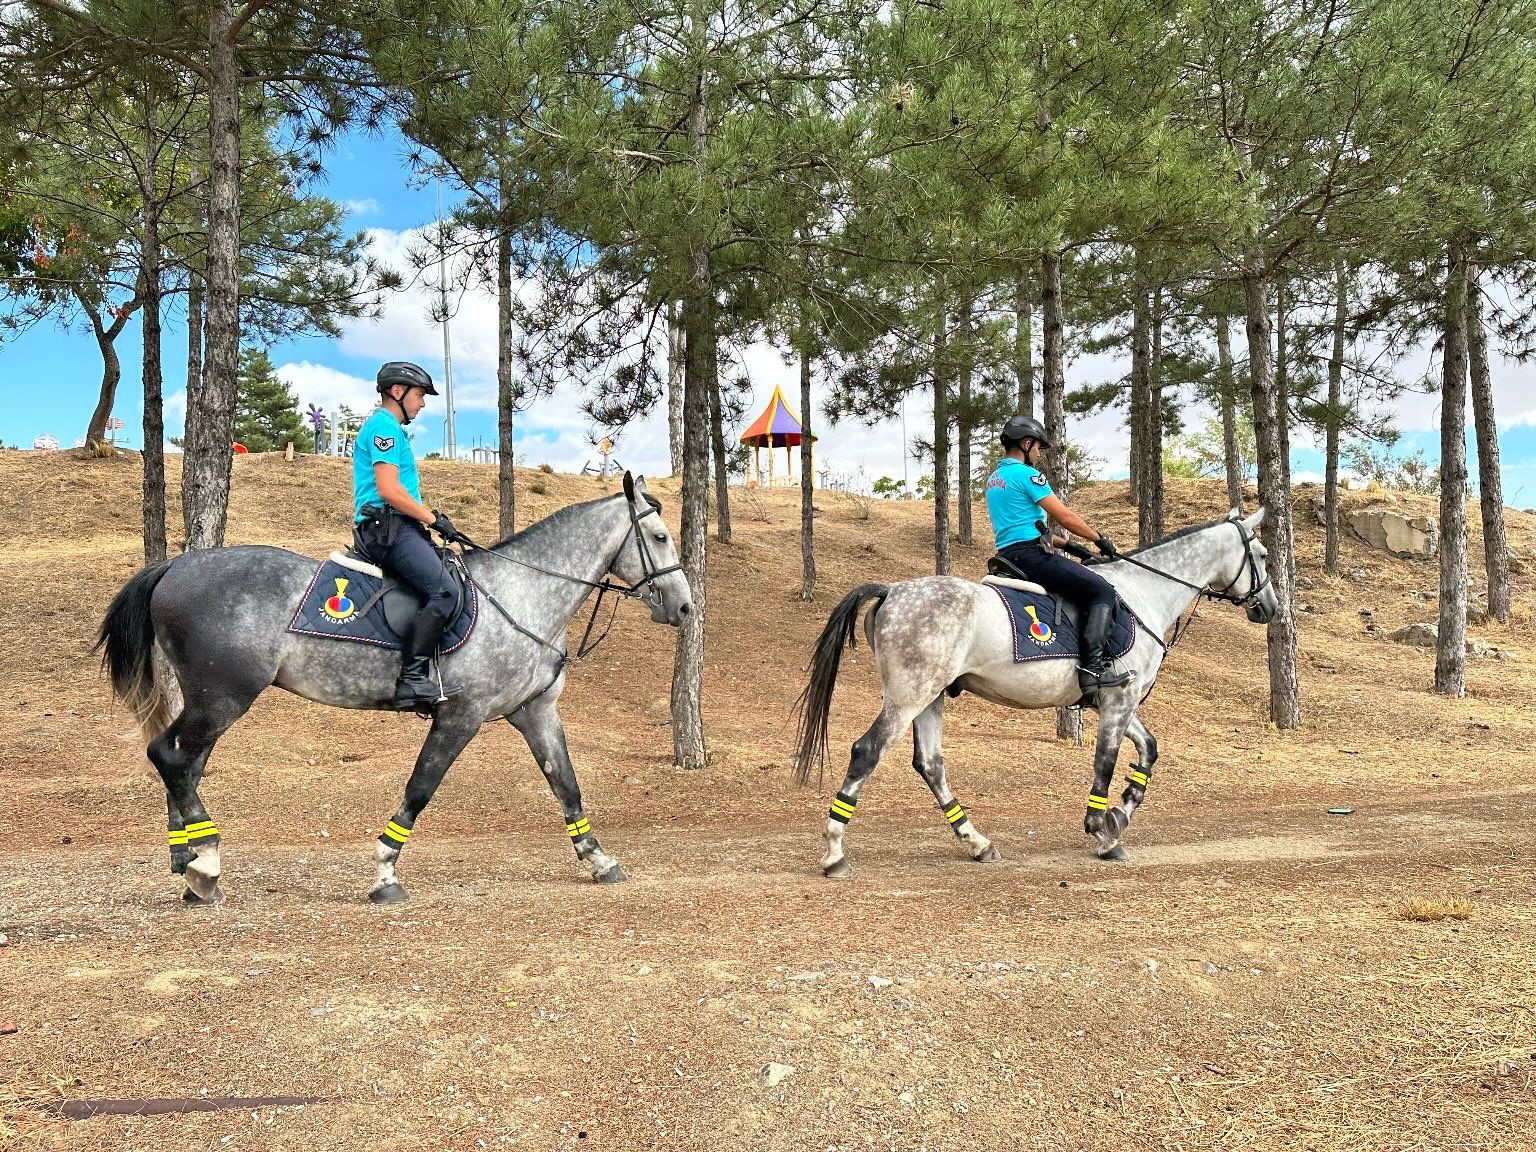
top-left (286, 561), bottom-right (478, 655)
top-left (981, 574), bottom-right (1049, 595)
top-left (329, 550), bottom-right (385, 578)
top-left (990, 584), bottom-right (1137, 664)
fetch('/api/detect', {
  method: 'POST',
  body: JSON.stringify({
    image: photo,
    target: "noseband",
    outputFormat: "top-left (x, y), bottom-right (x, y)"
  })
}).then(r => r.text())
top-left (1207, 520), bottom-right (1272, 609)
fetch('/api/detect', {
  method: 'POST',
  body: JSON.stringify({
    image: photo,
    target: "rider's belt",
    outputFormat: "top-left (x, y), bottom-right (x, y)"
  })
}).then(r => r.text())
top-left (828, 792), bottom-right (857, 824)
top-left (358, 502), bottom-right (403, 551)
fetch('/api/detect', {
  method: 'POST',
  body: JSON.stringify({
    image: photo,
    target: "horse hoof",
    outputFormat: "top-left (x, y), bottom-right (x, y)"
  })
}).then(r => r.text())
top-left (368, 883), bottom-right (410, 905)
top-left (181, 885), bottom-right (224, 906)
top-left (593, 863), bottom-right (627, 885)
top-left (973, 845), bottom-right (1002, 863)
top-left (1097, 844), bottom-right (1128, 862)
top-left (823, 859), bottom-right (853, 879)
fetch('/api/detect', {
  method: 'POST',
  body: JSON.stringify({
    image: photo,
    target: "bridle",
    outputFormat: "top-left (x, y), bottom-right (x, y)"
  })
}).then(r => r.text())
top-left (456, 494), bottom-right (684, 660)
top-left (1102, 519), bottom-right (1272, 652)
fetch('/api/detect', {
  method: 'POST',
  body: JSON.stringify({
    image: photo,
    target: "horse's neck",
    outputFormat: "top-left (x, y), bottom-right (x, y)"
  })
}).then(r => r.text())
top-left (1103, 527), bottom-right (1230, 633)
top-left (478, 499), bottom-right (629, 630)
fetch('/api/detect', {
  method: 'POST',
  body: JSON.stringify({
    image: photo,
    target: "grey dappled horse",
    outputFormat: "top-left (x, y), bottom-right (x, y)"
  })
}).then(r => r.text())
top-left (793, 509), bottom-right (1279, 875)
top-left (96, 473), bottom-right (691, 904)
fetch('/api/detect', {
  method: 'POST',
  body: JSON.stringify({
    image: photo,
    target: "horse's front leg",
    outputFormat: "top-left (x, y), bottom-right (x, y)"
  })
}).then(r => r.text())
top-left (369, 704), bottom-right (481, 904)
top-left (506, 688), bottom-right (625, 884)
top-left (1116, 712), bottom-right (1159, 832)
top-left (1084, 691), bottom-right (1137, 860)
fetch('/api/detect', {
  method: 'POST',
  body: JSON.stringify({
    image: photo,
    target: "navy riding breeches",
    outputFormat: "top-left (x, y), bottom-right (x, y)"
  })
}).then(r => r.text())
top-left (997, 539), bottom-right (1117, 617)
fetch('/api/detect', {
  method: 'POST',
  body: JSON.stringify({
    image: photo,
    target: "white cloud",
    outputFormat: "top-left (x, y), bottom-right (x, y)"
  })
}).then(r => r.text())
top-left (165, 390), bottom-right (187, 436)
top-left (343, 197), bottom-right (382, 217)
top-left (276, 361), bottom-right (378, 419)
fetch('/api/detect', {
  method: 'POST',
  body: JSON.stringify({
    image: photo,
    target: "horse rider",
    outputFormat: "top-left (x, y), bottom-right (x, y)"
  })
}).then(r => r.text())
top-left (353, 361), bottom-right (473, 712)
top-left (983, 415), bottom-right (1130, 702)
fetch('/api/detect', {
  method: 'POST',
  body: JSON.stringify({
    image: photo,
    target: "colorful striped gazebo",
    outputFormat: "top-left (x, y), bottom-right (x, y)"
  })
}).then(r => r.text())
top-left (740, 385), bottom-right (814, 487)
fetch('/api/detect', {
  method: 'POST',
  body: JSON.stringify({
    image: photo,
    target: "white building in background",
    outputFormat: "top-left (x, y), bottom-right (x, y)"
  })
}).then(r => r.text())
top-left (32, 434), bottom-right (59, 451)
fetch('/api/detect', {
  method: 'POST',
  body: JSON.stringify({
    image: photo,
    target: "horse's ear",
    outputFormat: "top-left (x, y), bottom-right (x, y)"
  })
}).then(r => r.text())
top-left (1242, 507), bottom-right (1266, 531)
top-left (1227, 506), bottom-right (1242, 521)
top-left (622, 470), bottom-right (635, 500)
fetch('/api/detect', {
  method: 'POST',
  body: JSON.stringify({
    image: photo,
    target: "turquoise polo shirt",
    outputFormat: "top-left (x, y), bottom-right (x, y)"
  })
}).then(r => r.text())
top-left (352, 408), bottom-right (420, 522)
top-left (984, 457), bottom-right (1054, 548)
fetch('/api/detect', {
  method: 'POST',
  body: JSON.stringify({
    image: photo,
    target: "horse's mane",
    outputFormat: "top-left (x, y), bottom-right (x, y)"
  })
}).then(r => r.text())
top-left (488, 491), bottom-right (663, 550)
top-left (1115, 515), bottom-right (1237, 560)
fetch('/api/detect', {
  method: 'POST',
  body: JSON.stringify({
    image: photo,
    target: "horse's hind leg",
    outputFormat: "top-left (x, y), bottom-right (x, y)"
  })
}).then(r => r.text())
top-left (911, 696), bottom-right (998, 864)
top-left (369, 705), bottom-right (481, 904)
top-left (506, 685), bottom-right (625, 884)
top-left (147, 692), bottom-right (259, 903)
top-left (821, 703), bottom-right (912, 879)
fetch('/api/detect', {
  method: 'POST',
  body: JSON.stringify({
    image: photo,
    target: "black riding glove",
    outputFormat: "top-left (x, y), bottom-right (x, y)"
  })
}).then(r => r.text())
top-left (430, 511), bottom-right (472, 547)
top-left (1095, 534), bottom-right (1119, 557)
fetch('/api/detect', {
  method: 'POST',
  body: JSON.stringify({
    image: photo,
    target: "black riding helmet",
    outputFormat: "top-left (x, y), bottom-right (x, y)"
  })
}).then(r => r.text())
top-left (1000, 414), bottom-right (1052, 450)
top-left (377, 361), bottom-right (438, 397)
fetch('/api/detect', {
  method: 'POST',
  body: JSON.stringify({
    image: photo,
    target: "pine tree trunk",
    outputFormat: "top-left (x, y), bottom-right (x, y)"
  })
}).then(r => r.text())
top-left (667, 299), bottom-right (685, 476)
top-left (1216, 314), bottom-right (1243, 510)
top-left (932, 311), bottom-right (951, 576)
top-left (187, 270), bottom-right (204, 418)
top-left (183, 0), bottom-right (241, 550)
top-left (497, 200), bottom-right (517, 540)
top-left (1466, 265), bottom-right (1509, 623)
top-left (671, 72), bottom-right (711, 772)
top-left (799, 343), bottom-right (815, 602)
top-left (1014, 269), bottom-right (1034, 418)
top-left (1274, 280), bottom-right (1297, 593)
top-left (1129, 289), bottom-right (1148, 498)
top-left (956, 297), bottom-right (974, 547)
top-left (1042, 249), bottom-right (1081, 745)
top-left (1243, 258), bottom-right (1300, 728)
top-left (1139, 288), bottom-right (1166, 542)
top-left (84, 305), bottom-right (124, 451)
top-left (1324, 266), bottom-right (1347, 577)
top-left (707, 354), bottom-right (731, 543)
top-left (141, 155), bottom-right (167, 565)
top-left (1436, 244), bottom-right (1470, 697)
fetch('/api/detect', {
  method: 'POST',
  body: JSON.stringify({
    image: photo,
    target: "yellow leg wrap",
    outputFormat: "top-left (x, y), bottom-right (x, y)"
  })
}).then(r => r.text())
top-left (565, 817), bottom-right (592, 839)
top-left (943, 802), bottom-right (966, 825)
top-left (1085, 794), bottom-right (1109, 811)
top-left (183, 820), bottom-right (219, 842)
top-left (1127, 769), bottom-right (1150, 788)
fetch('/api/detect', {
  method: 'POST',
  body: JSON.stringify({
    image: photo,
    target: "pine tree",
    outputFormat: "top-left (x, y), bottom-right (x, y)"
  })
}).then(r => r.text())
top-left (235, 347), bottom-right (315, 453)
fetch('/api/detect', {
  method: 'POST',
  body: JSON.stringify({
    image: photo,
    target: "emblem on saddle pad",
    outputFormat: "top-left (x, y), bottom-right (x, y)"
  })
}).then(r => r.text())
top-left (1023, 604), bottom-right (1053, 646)
top-left (322, 577), bottom-right (357, 622)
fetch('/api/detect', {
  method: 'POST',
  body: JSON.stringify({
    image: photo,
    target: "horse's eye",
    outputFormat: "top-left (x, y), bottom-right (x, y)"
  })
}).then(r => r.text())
top-left (653, 532), bottom-right (667, 542)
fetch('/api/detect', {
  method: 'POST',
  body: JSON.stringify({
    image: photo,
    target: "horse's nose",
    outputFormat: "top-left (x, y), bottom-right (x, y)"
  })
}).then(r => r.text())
top-left (677, 602), bottom-right (692, 617)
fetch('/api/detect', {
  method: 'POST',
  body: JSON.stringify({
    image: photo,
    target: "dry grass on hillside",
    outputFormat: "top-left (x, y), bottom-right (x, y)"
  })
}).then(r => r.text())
top-left (3, 449), bottom-right (1535, 1152)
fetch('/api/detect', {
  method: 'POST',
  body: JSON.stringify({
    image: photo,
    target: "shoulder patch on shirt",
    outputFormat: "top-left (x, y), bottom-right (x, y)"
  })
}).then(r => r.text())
top-left (1030, 472), bottom-right (1048, 486)
top-left (373, 435), bottom-right (396, 452)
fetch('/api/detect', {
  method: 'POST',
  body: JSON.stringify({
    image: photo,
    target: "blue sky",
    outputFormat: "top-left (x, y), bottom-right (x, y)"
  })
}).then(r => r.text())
top-left (4, 121), bottom-right (1535, 503)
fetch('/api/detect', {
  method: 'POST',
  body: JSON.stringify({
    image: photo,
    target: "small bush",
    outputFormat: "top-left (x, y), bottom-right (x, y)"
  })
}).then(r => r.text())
top-left (839, 490), bottom-right (873, 521)
top-left (739, 487), bottom-right (770, 523)
top-left (538, 462), bottom-right (554, 474)
top-left (528, 479), bottom-right (548, 495)
top-left (1398, 896), bottom-right (1475, 922)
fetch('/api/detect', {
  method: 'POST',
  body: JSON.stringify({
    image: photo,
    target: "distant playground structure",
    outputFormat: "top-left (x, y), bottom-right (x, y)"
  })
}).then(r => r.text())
top-left (741, 385), bottom-right (815, 488)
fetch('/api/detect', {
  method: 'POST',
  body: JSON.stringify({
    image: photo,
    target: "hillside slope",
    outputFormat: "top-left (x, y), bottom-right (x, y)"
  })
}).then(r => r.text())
top-left (3, 450), bottom-right (1534, 1151)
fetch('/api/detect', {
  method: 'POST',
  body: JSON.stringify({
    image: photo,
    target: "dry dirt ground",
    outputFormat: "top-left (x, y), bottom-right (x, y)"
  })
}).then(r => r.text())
top-left (3, 452), bottom-right (1535, 1151)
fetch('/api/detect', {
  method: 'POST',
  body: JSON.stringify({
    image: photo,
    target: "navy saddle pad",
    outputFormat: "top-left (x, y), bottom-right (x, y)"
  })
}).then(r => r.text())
top-left (286, 554), bottom-right (477, 653)
top-left (989, 584), bottom-right (1136, 664)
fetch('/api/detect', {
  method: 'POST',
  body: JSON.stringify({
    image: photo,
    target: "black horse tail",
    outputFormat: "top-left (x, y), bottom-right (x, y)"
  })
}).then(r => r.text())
top-left (793, 583), bottom-right (890, 787)
top-left (95, 559), bottom-right (177, 742)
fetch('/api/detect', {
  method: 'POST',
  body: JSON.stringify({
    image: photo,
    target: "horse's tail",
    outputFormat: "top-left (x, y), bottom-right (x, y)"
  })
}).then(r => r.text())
top-left (95, 559), bottom-right (179, 744)
top-left (793, 583), bottom-right (890, 787)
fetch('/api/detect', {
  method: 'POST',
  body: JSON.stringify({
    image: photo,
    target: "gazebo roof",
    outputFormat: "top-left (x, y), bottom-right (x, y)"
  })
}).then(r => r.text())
top-left (740, 385), bottom-right (814, 448)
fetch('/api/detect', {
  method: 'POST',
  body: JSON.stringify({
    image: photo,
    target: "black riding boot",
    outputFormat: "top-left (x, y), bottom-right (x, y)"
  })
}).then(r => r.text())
top-left (1077, 601), bottom-right (1132, 701)
top-left (392, 606), bottom-right (460, 712)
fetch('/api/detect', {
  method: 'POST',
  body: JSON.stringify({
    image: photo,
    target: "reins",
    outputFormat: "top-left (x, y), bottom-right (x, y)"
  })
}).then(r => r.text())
top-left (446, 497), bottom-right (682, 663)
